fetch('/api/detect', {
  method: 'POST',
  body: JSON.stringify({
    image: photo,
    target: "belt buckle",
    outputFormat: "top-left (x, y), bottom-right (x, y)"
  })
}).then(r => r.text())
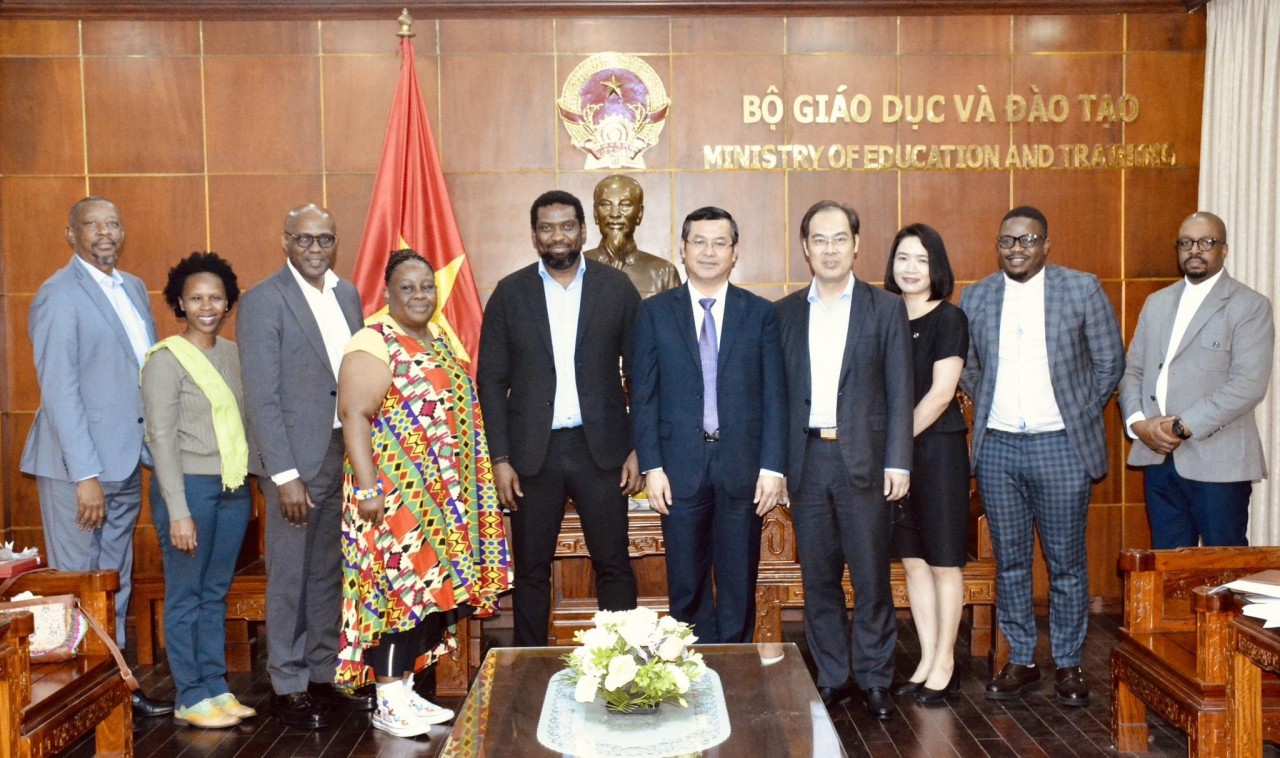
top-left (703, 430), bottom-right (720, 442)
top-left (818, 427), bottom-right (837, 441)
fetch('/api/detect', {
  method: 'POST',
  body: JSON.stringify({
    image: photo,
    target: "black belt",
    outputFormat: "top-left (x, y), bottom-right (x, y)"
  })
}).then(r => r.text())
top-left (703, 430), bottom-right (720, 442)
top-left (806, 427), bottom-right (838, 441)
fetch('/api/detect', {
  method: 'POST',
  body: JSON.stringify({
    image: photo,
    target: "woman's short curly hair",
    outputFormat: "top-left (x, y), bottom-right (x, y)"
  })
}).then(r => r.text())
top-left (162, 252), bottom-right (240, 318)
top-left (383, 248), bottom-right (434, 283)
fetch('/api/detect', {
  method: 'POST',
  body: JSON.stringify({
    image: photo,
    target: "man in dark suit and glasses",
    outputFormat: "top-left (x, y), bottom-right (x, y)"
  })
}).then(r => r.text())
top-left (238, 204), bottom-right (369, 728)
top-left (960, 205), bottom-right (1123, 707)
top-left (630, 206), bottom-right (786, 645)
top-left (774, 200), bottom-right (913, 719)
top-left (477, 190), bottom-right (640, 647)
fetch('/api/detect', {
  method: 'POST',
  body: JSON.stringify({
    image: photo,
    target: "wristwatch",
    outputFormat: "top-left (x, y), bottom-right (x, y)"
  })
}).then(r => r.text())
top-left (1171, 418), bottom-right (1192, 440)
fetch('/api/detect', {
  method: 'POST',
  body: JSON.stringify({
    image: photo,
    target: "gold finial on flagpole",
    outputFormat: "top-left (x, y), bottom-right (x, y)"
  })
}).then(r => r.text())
top-left (397, 9), bottom-right (415, 38)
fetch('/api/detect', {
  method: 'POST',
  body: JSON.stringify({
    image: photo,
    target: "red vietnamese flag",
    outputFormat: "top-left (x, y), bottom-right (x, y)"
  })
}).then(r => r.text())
top-left (352, 36), bottom-right (481, 373)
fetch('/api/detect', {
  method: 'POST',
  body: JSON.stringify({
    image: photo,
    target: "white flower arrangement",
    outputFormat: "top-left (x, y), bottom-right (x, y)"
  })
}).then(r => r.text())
top-left (562, 607), bottom-right (707, 713)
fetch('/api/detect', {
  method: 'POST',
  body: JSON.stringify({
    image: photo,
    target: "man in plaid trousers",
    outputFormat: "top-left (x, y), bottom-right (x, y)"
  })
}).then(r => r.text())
top-left (959, 206), bottom-right (1123, 707)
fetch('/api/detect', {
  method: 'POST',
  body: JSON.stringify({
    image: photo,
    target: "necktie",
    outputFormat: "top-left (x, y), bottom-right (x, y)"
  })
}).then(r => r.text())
top-left (111, 280), bottom-right (151, 367)
top-left (699, 298), bottom-right (719, 434)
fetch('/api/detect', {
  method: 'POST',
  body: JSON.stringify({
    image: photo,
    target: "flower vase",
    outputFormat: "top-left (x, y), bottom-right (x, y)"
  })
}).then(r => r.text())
top-left (603, 698), bottom-right (661, 716)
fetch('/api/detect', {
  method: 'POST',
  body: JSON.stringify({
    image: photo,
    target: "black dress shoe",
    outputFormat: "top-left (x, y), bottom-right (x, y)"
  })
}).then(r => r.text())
top-left (1054, 666), bottom-right (1090, 706)
top-left (817, 683), bottom-right (853, 708)
top-left (985, 663), bottom-right (1041, 700)
top-left (131, 691), bottom-right (174, 718)
top-left (915, 670), bottom-right (961, 705)
top-left (273, 692), bottom-right (328, 730)
top-left (863, 687), bottom-right (896, 720)
top-left (307, 681), bottom-right (375, 712)
top-left (893, 680), bottom-right (924, 697)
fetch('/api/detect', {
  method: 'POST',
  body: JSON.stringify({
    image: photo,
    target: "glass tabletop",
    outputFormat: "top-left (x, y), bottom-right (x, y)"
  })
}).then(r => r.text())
top-left (439, 642), bottom-right (845, 757)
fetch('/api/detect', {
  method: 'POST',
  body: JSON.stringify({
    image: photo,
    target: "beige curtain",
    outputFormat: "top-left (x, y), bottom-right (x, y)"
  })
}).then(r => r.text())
top-left (1199, 0), bottom-right (1280, 544)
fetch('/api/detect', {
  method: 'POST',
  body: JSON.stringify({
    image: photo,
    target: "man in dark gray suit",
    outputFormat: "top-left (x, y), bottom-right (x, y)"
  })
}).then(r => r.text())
top-left (238, 204), bottom-right (365, 729)
top-left (960, 205), bottom-right (1123, 707)
top-left (21, 196), bottom-right (173, 718)
top-left (477, 190), bottom-right (640, 647)
top-left (774, 200), bottom-right (913, 720)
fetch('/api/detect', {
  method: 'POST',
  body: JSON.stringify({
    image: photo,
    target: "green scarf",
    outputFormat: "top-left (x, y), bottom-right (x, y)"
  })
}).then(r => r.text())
top-left (144, 336), bottom-right (248, 491)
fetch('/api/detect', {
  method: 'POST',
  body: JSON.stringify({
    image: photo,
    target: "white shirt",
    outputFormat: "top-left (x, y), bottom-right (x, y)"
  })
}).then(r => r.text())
top-left (806, 276), bottom-right (852, 428)
top-left (689, 280), bottom-right (728, 350)
top-left (988, 269), bottom-right (1065, 433)
top-left (1125, 269), bottom-right (1224, 436)
top-left (806, 275), bottom-right (908, 476)
top-left (538, 255), bottom-right (586, 429)
top-left (271, 262), bottom-right (354, 486)
top-left (75, 255), bottom-right (151, 368)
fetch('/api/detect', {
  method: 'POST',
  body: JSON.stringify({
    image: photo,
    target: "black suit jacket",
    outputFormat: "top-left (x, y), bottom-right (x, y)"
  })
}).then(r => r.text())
top-left (476, 259), bottom-right (640, 477)
top-left (631, 282), bottom-right (787, 499)
top-left (775, 280), bottom-right (914, 494)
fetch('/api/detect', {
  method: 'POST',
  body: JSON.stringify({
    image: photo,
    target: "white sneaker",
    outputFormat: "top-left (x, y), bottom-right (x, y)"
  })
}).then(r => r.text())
top-left (371, 689), bottom-right (432, 738)
top-left (401, 684), bottom-right (455, 725)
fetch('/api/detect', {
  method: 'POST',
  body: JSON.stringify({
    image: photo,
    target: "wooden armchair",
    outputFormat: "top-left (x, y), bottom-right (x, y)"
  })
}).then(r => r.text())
top-left (0, 570), bottom-right (133, 757)
top-left (1112, 547), bottom-right (1280, 756)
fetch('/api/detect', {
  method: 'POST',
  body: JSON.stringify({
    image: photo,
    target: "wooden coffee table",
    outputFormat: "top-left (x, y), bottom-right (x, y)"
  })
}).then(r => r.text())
top-left (439, 642), bottom-right (846, 757)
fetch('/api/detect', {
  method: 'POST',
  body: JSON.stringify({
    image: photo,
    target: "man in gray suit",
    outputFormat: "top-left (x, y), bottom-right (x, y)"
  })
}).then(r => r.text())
top-left (238, 204), bottom-right (366, 729)
top-left (960, 205), bottom-right (1123, 707)
top-left (1119, 211), bottom-right (1273, 548)
top-left (21, 196), bottom-right (173, 717)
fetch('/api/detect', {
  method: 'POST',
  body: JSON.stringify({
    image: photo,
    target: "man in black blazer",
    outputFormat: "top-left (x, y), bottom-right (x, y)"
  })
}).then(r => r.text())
top-left (631, 206), bottom-right (786, 645)
top-left (477, 190), bottom-right (640, 647)
top-left (775, 200), bottom-right (913, 719)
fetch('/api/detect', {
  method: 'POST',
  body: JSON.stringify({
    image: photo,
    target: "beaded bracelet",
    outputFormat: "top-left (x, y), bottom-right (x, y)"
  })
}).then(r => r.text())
top-left (352, 482), bottom-right (384, 502)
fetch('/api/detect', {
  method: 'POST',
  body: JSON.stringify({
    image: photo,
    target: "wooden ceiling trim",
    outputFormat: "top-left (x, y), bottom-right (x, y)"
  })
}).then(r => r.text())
top-left (0, 0), bottom-right (1195, 21)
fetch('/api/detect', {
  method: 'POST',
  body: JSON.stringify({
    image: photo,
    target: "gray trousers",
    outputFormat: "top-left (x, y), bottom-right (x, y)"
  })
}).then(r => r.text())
top-left (37, 463), bottom-right (143, 645)
top-left (262, 430), bottom-right (346, 695)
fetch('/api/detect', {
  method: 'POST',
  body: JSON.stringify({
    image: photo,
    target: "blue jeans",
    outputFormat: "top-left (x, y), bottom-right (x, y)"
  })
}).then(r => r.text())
top-left (151, 474), bottom-right (251, 709)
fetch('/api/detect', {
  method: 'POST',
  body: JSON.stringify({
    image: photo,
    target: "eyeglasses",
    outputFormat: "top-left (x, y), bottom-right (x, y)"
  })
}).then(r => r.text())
top-left (996, 234), bottom-right (1045, 250)
top-left (685, 238), bottom-right (734, 253)
top-left (284, 232), bottom-right (338, 250)
top-left (1175, 237), bottom-right (1222, 253)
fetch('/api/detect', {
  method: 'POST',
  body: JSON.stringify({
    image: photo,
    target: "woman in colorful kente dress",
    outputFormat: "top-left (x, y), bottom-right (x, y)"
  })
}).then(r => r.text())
top-left (335, 249), bottom-right (511, 738)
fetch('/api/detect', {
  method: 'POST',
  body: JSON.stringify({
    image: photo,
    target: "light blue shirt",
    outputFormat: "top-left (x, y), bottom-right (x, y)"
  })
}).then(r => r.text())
top-left (74, 255), bottom-right (151, 368)
top-left (538, 255), bottom-right (587, 429)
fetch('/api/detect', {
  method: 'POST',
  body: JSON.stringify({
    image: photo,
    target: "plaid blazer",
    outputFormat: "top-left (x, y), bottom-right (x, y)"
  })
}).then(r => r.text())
top-left (959, 264), bottom-right (1124, 480)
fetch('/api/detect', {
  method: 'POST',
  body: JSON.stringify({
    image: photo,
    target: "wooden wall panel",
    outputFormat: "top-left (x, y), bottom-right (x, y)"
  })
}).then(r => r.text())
top-left (557, 17), bottom-right (670, 53)
top-left (0, 10), bottom-right (1207, 613)
top-left (1014, 170), bottom-right (1123, 279)
top-left (0, 19), bottom-right (77, 55)
top-left (204, 57), bottom-right (323, 173)
top-left (81, 20), bottom-right (200, 55)
top-left (900, 15), bottom-right (1008, 54)
top-left (669, 54), bottom-right (784, 168)
top-left (0, 58), bottom-right (85, 175)
top-left (439, 55), bottom-right (557, 171)
top-left (207, 174), bottom-right (327, 287)
top-left (202, 20), bottom-right (319, 55)
top-left (1124, 167), bottom-right (1198, 278)
top-left (672, 171), bottom-right (785, 285)
top-left (84, 57), bottom-right (205, 174)
top-left (90, 175), bottom-right (209, 287)
top-left (785, 16), bottom-right (897, 54)
top-left (670, 17), bottom-right (782, 54)
top-left (0, 177), bottom-right (90, 293)
top-left (1013, 14), bottom-right (1123, 52)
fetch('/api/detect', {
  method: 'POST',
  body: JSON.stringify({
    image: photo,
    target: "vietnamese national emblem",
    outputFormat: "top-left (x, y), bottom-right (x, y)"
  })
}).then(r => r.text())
top-left (557, 53), bottom-right (670, 170)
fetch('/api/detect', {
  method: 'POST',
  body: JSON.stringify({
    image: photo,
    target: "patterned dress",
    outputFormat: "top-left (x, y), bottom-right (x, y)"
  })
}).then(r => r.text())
top-left (335, 320), bottom-right (511, 688)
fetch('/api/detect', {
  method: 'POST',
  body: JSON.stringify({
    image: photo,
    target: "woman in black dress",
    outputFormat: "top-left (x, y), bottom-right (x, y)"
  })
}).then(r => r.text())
top-left (883, 223), bottom-right (970, 704)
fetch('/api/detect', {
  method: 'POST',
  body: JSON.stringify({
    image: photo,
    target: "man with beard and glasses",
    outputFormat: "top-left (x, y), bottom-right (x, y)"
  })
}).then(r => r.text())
top-left (1119, 211), bottom-right (1273, 549)
top-left (477, 190), bottom-right (641, 646)
top-left (584, 174), bottom-right (681, 299)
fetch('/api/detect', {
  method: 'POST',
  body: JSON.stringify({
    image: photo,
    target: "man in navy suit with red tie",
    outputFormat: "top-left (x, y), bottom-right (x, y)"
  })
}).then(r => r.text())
top-left (630, 206), bottom-right (787, 645)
